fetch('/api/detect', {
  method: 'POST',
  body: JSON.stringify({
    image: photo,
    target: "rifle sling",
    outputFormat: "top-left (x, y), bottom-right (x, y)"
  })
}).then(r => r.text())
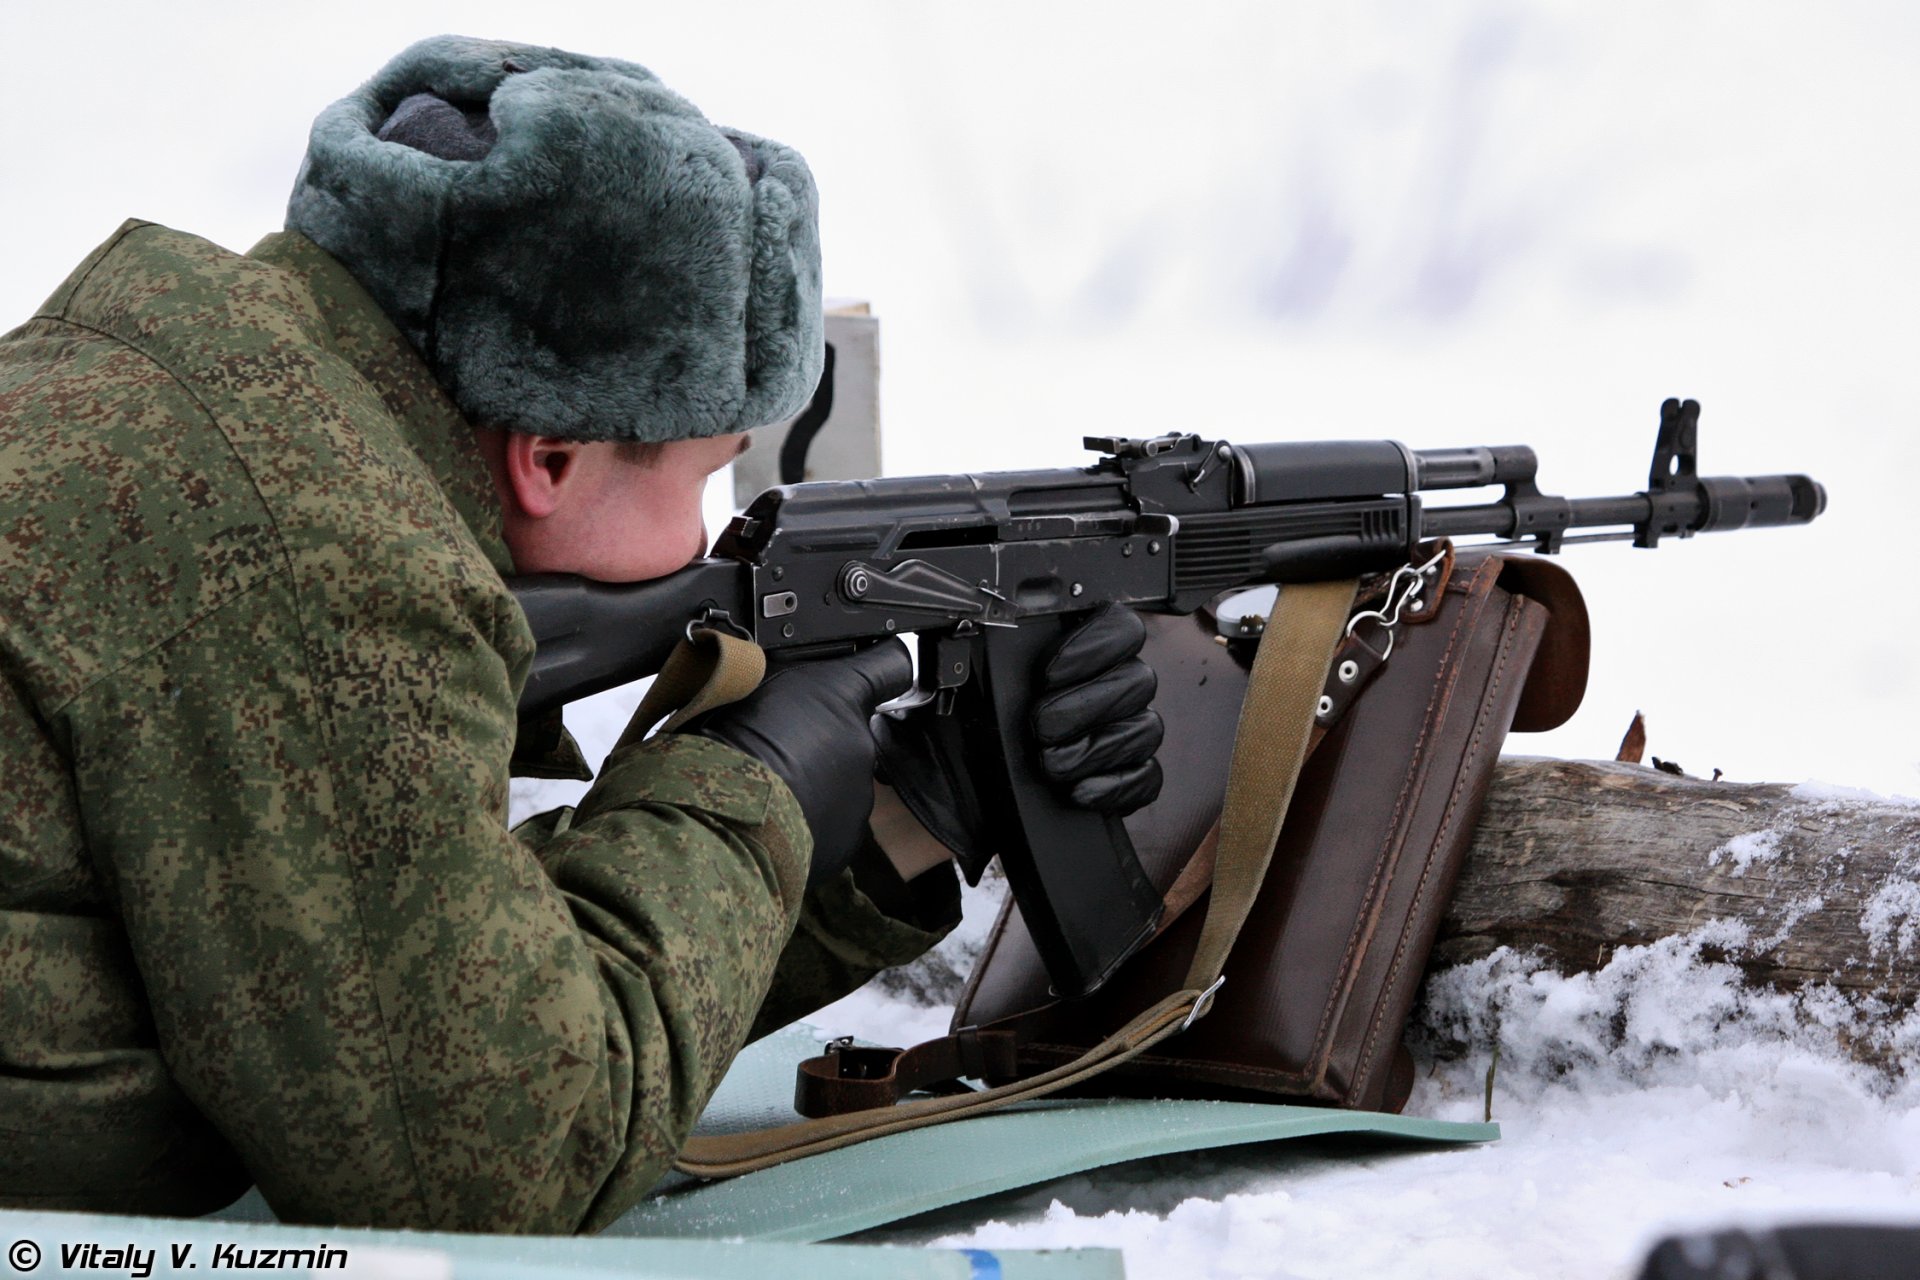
top-left (615, 626), bottom-right (768, 749)
top-left (681, 577), bottom-right (1358, 1173)
top-left (1182, 578), bottom-right (1358, 986)
top-left (1142, 540), bottom-right (1450, 940)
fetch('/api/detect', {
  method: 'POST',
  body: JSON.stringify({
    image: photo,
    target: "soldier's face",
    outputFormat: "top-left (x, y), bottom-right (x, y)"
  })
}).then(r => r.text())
top-left (487, 430), bottom-right (749, 582)
top-left (576, 432), bottom-right (750, 581)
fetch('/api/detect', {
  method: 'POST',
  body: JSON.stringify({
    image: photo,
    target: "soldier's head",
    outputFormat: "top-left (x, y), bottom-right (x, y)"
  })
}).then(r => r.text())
top-left (286, 36), bottom-right (822, 581)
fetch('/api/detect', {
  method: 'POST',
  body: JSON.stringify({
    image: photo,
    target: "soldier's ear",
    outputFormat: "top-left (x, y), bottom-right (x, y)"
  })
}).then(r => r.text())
top-left (501, 433), bottom-right (588, 519)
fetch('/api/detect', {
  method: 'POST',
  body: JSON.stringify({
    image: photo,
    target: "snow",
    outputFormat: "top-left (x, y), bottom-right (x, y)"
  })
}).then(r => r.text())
top-left (1709, 830), bottom-right (1784, 877)
top-left (1793, 783), bottom-right (1920, 810)
top-left (812, 906), bottom-right (1920, 1280)
top-left (8, 2), bottom-right (1920, 1275)
top-left (1862, 881), bottom-right (1920, 960)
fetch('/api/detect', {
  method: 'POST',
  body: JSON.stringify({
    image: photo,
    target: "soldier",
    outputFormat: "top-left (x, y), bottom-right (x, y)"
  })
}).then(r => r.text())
top-left (0, 37), bottom-right (1160, 1232)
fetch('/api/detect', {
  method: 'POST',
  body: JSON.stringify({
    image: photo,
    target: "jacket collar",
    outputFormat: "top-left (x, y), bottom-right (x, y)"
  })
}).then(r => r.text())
top-left (246, 231), bottom-right (515, 580)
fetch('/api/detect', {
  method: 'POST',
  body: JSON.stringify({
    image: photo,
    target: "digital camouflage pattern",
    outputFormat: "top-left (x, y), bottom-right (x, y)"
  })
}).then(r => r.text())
top-left (0, 222), bottom-right (950, 1232)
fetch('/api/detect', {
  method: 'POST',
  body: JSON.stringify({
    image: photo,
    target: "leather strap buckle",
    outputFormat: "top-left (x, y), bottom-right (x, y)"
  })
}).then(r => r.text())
top-left (794, 1029), bottom-right (1023, 1118)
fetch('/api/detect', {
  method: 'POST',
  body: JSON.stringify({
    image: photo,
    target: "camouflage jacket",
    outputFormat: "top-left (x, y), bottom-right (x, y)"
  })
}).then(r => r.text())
top-left (0, 222), bottom-right (954, 1233)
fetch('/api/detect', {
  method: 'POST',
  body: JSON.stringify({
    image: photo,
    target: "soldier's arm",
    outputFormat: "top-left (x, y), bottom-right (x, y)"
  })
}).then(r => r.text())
top-left (78, 541), bottom-right (808, 1235)
top-left (515, 774), bottom-right (962, 1041)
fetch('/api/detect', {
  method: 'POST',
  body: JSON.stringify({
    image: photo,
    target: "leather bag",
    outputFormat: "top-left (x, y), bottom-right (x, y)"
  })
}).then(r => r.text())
top-left (946, 548), bottom-right (1588, 1114)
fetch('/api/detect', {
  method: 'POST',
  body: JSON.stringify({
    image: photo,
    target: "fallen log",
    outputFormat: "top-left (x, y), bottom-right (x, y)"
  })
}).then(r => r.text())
top-left (1437, 758), bottom-right (1920, 1005)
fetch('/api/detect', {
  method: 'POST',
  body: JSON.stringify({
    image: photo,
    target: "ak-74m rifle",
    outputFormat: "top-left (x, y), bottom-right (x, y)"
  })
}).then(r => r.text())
top-left (511, 398), bottom-right (1825, 1000)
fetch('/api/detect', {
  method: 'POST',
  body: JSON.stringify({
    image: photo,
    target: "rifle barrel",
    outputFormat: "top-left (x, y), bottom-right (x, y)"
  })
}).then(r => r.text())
top-left (1419, 475), bottom-right (1824, 544)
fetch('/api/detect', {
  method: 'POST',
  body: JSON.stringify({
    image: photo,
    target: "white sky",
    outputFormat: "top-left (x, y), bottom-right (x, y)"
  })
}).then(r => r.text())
top-left (4, 1), bottom-right (1916, 793)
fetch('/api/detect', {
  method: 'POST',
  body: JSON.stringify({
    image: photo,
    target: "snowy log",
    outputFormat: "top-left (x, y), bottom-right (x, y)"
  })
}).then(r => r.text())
top-left (1436, 758), bottom-right (1920, 1006)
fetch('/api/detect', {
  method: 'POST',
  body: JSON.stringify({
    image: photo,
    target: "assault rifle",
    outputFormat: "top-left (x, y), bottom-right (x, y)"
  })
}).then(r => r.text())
top-left (511, 398), bottom-right (1824, 998)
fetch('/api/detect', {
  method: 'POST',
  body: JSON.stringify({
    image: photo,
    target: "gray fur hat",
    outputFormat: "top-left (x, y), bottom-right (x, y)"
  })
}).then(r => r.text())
top-left (286, 35), bottom-right (823, 442)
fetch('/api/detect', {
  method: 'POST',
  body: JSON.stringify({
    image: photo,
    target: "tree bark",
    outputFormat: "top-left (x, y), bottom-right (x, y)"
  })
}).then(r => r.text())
top-left (1436, 757), bottom-right (1920, 1005)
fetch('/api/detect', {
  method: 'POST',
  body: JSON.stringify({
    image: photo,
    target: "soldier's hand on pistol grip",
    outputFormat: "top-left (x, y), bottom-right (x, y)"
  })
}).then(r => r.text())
top-left (875, 604), bottom-right (1165, 865)
top-left (683, 640), bottom-right (913, 891)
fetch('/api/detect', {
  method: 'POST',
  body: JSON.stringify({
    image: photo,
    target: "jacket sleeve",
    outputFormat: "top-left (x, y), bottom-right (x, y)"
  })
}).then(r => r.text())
top-left (514, 800), bottom-right (962, 1044)
top-left (67, 551), bottom-right (810, 1235)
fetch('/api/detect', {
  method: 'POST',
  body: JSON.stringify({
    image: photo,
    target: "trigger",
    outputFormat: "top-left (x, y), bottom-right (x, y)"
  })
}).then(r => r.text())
top-left (875, 684), bottom-right (960, 718)
top-left (875, 687), bottom-right (940, 717)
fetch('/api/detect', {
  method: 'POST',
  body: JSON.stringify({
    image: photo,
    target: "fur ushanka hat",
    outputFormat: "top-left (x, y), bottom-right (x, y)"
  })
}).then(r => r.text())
top-left (286, 35), bottom-right (823, 442)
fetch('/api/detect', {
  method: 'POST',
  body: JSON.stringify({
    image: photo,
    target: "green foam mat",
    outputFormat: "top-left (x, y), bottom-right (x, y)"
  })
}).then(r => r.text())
top-left (610, 1024), bottom-right (1497, 1242)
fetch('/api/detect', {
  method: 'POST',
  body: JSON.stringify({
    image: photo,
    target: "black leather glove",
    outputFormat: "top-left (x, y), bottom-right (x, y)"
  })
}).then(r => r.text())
top-left (1030, 605), bottom-right (1165, 811)
top-left (684, 640), bottom-right (912, 891)
top-left (876, 605), bottom-right (1165, 869)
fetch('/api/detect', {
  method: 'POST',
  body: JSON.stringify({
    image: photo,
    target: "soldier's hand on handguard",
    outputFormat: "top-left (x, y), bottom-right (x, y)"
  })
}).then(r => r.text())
top-left (876, 604), bottom-right (1165, 869)
top-left (683, 640), bottom-right (913, 890)
top-left (1030, 604), bottom-right (1166, 811)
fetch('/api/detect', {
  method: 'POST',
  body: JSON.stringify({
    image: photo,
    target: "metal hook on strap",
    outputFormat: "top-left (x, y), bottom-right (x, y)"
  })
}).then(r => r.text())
top-left (1180, 975), bottom-right (1228, 1032)
top-left (1341, 544), bottom-right (1450, 663)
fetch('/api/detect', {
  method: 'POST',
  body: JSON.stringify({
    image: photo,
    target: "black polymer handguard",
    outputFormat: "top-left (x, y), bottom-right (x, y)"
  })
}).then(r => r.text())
top-left (511, 397), bottom-right (1825, 999)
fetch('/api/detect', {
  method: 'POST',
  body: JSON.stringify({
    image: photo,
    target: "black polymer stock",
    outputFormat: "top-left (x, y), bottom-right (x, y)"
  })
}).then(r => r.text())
top-left (512, 398), bottom-right (1825, 999)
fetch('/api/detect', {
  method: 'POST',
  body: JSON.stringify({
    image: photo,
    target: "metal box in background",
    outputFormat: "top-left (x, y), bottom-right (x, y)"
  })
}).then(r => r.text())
top-left (732, 301), bottom-right (881, 507)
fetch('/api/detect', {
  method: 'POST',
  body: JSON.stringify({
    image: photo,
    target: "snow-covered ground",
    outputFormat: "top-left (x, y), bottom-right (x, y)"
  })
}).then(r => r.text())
top-left (8, 3), bottom-right (1919, 1275)
top-left (807, 894), bottom-right (1920, 1278)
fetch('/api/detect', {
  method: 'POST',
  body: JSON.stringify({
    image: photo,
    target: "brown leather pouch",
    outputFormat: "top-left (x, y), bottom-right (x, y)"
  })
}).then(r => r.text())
top-left (949, 549), bottom-right (1588, 1113)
